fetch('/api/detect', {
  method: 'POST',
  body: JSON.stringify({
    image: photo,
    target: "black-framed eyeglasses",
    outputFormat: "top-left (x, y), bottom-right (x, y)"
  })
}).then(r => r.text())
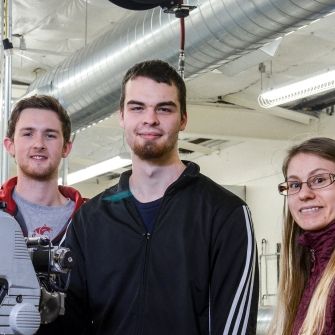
top-left (278, 173), bottom-right (335, 196)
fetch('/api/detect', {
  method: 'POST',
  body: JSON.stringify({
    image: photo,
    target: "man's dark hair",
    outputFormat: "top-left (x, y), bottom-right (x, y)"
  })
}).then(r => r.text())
top-left (119, 59), bottom-right (186, 116)
top-left (7, 95), bottom-right (72, 143)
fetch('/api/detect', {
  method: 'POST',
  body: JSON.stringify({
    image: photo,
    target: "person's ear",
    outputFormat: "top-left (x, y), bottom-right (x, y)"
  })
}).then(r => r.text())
top-left (179, 111), bottom-right (187, 131)
top-left (62, 141), bottom-right (72, 158)
top-left (3, 137), bottom-right (15, 157)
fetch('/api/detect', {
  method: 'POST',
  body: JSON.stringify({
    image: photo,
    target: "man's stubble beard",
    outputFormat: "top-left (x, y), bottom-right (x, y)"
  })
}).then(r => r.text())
top-left (132, 135), bottom-right (178, 161)
top-left (19, 163), bottom-right (58, 182)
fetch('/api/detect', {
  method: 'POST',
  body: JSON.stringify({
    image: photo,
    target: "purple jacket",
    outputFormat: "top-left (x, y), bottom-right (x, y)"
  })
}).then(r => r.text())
top-left (292, 220), bottom-right (335, 335)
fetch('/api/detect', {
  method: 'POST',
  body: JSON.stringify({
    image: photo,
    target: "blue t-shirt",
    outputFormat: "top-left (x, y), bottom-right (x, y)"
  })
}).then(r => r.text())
top-left (132, 197), bottom-right (162, 233)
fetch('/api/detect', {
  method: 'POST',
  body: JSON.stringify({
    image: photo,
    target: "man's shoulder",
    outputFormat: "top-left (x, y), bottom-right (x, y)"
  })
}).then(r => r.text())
top-left (194, 173), bottom-right (245, 203)
top-left (0, 177), bottom-right (17, 195)
top-left (59, 185), bottom-right (87, 204)
top-left (177, 162), bottom-right (246, 207)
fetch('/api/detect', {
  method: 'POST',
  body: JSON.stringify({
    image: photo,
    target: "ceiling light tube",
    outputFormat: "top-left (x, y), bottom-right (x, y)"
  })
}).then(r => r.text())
top-left (258, 69), bottom-right (335, 108)
top-left (59, 155), bottom-right (132, 186)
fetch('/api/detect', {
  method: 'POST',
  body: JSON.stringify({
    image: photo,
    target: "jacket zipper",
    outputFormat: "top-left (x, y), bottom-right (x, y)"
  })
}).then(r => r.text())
top-left (137, 232), bottom-right (151, 335)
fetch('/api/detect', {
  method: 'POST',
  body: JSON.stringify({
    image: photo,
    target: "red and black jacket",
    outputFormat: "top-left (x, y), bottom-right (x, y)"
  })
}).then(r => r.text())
top-left (0, 177), bottom-right (86, 244)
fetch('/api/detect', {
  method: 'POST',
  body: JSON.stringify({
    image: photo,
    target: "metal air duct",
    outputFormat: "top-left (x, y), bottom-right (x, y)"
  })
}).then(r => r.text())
top-left (27, 0), bottom-right (335, 131)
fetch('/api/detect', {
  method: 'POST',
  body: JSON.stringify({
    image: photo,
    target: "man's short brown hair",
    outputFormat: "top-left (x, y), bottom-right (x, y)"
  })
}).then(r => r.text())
top-left (7, 95), bottom-right (71, 143)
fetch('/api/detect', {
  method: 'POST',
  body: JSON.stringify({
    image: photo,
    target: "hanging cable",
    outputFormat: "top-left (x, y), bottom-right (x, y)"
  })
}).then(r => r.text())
top-left (84, 0), bottom-right (88, 46)
top-left (162, 1), bottom-right (196, 79)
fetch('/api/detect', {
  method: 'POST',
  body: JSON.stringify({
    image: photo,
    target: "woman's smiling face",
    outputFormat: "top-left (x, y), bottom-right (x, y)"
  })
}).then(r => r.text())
top-left (287, 153), bottom-right (335, 231)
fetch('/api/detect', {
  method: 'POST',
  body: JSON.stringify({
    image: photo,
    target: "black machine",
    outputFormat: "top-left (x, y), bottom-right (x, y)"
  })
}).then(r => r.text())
top-left (108, 0), bottom-right (196, 18)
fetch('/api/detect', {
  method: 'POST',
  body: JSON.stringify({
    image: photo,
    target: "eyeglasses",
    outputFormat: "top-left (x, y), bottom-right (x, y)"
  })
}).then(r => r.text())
top-left (278, 173), bottom-right (335, 196)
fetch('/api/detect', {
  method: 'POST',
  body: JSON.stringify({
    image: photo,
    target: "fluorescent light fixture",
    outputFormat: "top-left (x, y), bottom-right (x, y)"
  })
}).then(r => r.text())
top-left (258, 69), bottom-right (335, 108)
top-left (59, 155), bottom-right (132, 186)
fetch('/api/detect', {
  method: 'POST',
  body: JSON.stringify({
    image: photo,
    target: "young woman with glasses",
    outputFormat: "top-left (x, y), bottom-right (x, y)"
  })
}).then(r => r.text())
top-left (269, 137), bottom-right (335, 335)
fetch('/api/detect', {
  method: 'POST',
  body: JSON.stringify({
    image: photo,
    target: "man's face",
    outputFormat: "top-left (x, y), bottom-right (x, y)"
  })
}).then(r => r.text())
top-left (4, 108), bottom-right (72, 181)
top-left (120, 76), bottom-right (187, 161)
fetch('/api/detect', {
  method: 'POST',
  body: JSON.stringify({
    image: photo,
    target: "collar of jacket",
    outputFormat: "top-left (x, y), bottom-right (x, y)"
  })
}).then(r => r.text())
top-left (0, 176), bottom-right (86, 217)
top-left (116, 160), bottom-right (200, 196)
top-left (298, 219), bottom-right (335, 264)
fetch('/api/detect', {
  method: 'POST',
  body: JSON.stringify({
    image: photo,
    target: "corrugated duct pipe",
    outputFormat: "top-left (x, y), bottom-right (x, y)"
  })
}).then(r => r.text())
top-left (27, 0), bottom-right (335, 131)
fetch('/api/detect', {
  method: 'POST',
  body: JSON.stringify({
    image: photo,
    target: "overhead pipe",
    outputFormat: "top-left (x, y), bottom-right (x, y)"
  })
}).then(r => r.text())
top-left (27, 0), bottom-right (335, 131)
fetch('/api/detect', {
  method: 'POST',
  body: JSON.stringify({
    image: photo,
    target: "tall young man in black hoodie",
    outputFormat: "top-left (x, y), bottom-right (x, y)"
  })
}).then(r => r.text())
top-left (64, 60), bottom-right (259, 335)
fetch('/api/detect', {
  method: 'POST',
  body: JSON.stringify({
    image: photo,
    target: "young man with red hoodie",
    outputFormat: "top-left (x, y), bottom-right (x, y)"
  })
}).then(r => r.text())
top-left (0, 94), bottom-right (86, 334)
top-left (1, 94), bottom-right (85, 243)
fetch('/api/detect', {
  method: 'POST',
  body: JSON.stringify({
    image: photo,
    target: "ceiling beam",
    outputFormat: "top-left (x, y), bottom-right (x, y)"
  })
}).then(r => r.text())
top-left (185, 103), bottom-right (317, 141)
